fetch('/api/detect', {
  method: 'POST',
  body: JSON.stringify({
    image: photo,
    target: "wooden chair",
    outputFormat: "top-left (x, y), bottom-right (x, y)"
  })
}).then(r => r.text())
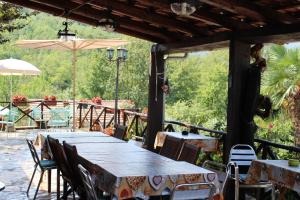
top-left (228, 144), bottom-right (275, 200)
top-left (26, 139), bottom-right (57, 200)
top-left (63, 141), bottom-right (86, 199)
top-left (113, 124), bottom-right (128, 140)
top-left (47, 136), bottom-right (76, 199)
top-left (177, 142), bottom-right (200, 164)
top-left (159, 135), bottom-right (183, 160)
top-left (170, 182), bottom-right (216, 200)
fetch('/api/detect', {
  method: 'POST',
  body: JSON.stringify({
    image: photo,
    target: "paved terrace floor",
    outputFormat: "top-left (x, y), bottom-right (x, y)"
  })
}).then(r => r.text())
top-left (0, 131), bottom-right (76, 200)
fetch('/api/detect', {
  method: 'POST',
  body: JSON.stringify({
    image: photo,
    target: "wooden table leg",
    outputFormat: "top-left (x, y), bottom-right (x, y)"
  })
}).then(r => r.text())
top-left (48, 170), bottom-right (51, 193)
top-left (57, 169), bottom-right (60, 200)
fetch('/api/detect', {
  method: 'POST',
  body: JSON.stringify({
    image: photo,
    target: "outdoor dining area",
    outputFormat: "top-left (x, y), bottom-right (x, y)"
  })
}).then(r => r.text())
top-left (3, 126), bottom-right (298, 200)
top-left (2, 0), bottom-right (300, 200)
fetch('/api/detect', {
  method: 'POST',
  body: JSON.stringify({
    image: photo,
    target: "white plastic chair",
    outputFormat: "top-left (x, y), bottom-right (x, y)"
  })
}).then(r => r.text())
top-left (228, 144), bottom-right (275, 200)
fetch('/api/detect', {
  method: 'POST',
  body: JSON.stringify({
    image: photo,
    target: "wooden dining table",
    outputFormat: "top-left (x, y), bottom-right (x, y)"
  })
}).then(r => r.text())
top-left (36, 131), bottom-right (219, 199)
top-left (154, 131), bottom-right (218, 152)
top-left (246, 160), bottom-right (300, 195)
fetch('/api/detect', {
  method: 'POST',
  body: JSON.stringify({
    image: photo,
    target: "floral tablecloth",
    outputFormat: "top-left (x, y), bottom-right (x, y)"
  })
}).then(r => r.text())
top-left (245, 160), bottom-right (300, 194)
top-left (88, 160), bottom-right (219, 199)
top-left (154, 131), bottom-right (218, 152)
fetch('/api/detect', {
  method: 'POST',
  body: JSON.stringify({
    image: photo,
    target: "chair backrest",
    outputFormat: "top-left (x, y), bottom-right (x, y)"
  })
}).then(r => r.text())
top-left (229, 144), bottom-right (257, 174)
top-left (26, 139), bottom-right (42, 168)
top-left (177, 142), bottom-right (200, 164)
top-left (48, 108), bottom-right (71, 127)
top-left (32, 107), bottom-right (42, 120)
top-left (63, 141), bottom-right (83, 187)
top-left (159, 135), bottom-right (183, 160)
top-left (113, 124), bottom-right (127, 140)
top-left (202, 160), bottom-right (228, 197)
top-left (78, 164), bottom-right (98, 200)
top-left (7, 107), bottom-right (19, 122)
top-left (47, 136), bottom-right (73, 181)
top-left (170, 182), bottom-right (216, 200)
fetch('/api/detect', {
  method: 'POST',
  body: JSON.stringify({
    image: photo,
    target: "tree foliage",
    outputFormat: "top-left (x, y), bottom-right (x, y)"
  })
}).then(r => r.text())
top-left (0, 2), bottom-right (31, 44)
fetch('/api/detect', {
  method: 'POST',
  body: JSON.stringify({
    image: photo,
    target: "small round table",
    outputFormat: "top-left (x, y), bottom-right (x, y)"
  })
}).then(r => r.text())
top-left (0, 181), bottom-right (5, 191)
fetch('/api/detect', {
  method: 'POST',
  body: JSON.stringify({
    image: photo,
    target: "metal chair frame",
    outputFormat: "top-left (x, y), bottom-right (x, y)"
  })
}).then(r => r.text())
top-left (228, 144), bottom-right (275, 200)
top-left (26, 139), bottom-right (56, 200)
top-left (170, 182), bottom-right (216, 200)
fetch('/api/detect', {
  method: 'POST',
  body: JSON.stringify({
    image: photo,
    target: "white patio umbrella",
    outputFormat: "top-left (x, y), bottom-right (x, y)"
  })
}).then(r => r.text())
top-left (0, 58), bottom-right (41, 120)
top-left (16, 38), bottom-right (128, 131)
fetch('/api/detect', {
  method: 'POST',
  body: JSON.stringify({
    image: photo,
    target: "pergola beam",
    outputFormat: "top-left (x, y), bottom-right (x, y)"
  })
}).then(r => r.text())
top-left (5, 0), bottom-right (174, 43)
top-left (200, 0), bottom-right (297, 24)
top-left (135, 0), bottom-right (252, 30)
top-left (31, 0), bottom-right (178, 42)
top-left (73, 0), bottom-right (213, 36)
top-left (164, 22), bottom-right (300, 53)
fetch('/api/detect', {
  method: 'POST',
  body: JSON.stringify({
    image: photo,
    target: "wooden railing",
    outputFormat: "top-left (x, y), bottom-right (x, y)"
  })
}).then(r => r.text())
top-left (0, 100), bottom-right (71, 129)
top-left (77, 102), bottom-right (140, 131)
top-left (80, 104), bottom-right (300, 160)
top-left (164, 120), bottom-right (300, 160)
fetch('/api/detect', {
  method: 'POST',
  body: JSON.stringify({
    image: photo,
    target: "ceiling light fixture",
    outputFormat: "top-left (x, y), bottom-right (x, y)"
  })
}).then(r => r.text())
top-left (57, 21), bottom-right (76, 41)
top-left (170, 0), bottom-right (197, 16)
top-left (99, 18), bottom-right (116, 32)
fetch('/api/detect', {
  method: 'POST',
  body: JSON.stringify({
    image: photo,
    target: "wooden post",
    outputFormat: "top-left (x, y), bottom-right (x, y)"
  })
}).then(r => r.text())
top-left (224, 40), bottom-right (251, 162)
top-left (89, 105), bottom-right (94, 131)
top-left (224, 39), bottom-right (251, 200)
top-left (145, 44), bottom-right (165, 151)
top-left (79, 103), bottom-right (82, 128)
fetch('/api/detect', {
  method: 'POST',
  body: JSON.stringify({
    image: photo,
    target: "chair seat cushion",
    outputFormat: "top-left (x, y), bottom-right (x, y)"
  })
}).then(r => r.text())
top-left (40, 160), bottom-right (56, 168)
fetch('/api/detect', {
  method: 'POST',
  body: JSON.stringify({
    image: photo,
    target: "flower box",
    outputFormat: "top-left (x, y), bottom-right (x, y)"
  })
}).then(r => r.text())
top-left (44, 95), bottom-right (57, 106)
top-left (92, 96), bottom-right (102, 104)
top-left (13, 95), bottom-right (28, 107)
top-left (14, 102), bottom-right (28, 107)
top-left (44, 101), bottom-right (57, 106)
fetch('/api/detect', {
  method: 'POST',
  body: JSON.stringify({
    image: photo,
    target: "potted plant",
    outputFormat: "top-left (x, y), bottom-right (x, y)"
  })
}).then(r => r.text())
top-left (92, 96), bottom-right (102, 109)
top-left (92, 96), bottom-right (102, 105)
top-left (13, 95), bottom-right (28, 106)
top-left (103, 126), bottom-right (114, 136)
top-left (44, 95), bottom-right (57, 106)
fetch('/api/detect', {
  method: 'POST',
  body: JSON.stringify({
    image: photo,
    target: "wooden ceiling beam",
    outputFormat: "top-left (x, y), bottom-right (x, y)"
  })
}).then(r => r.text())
top-left (31, 0), bottom-right (104, 17)
top-left (30, 0), bottom-right (177, 42)
top-left (200, 0), bottom-right (297, 24)
top-left (165, 22), bottom-right (300, 53)
top-left (73, 0), bottom-right (213, 36)
top-left (3, 0), bottom-right (167, 42)
top-left (117, 27), bottom-right (165, 43)
top-left (134, 0), bottom-right (252, 30)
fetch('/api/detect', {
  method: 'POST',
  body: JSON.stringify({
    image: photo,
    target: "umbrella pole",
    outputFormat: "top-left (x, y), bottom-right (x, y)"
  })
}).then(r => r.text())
top-left (9, 75), bottom-right (12, 121)
top-left (72, 49), bottom-right (76, 131)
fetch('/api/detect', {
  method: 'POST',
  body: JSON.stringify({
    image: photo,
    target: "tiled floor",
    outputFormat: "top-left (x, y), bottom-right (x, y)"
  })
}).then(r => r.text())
top-left (0, 132), bottom-right (71, 200)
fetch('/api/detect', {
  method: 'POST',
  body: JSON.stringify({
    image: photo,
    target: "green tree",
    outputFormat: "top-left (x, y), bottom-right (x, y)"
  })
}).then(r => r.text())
top-left (0, 2), bottom-right (31, 44)
top-left (263, 45), bottom-right (300, 145)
